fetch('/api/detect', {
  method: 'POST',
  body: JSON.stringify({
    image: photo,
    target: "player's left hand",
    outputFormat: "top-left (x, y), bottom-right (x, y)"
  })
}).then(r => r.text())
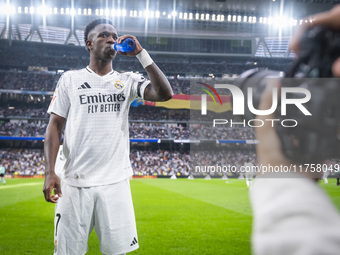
top-left (115, 34), bottom-right (143, 56)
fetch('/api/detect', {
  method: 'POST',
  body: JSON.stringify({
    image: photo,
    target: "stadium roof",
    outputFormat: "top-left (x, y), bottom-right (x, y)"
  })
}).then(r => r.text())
top-left (7, 0), bottom-right (340, 17)
top-left (1, 0), bottom-right (340, 58)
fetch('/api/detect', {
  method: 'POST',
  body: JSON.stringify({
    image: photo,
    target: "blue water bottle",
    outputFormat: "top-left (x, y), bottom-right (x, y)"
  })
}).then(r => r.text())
top-left (113, 38), bottom-right (135, 52)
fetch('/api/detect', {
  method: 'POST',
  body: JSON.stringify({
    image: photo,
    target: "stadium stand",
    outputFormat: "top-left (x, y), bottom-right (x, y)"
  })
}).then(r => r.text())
top-left (0, 2), bottom-right (319, 178)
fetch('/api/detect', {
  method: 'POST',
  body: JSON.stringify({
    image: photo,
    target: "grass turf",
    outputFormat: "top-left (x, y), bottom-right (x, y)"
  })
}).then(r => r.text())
top-left (0, 178), bottom-right (339, 254)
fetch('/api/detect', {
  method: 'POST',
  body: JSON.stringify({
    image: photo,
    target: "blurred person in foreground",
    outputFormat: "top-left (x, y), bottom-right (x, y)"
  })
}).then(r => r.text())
top-left (250, 6), bottom-right (340, 255)
top-left (43, 18), bottom-right (173, 255)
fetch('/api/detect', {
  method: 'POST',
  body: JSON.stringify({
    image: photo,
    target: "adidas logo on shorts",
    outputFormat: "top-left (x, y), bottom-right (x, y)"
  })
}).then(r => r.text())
top-left (130, 237), bottom-right (138, 246)
top-left (78, 82), bottom-right (92, 90)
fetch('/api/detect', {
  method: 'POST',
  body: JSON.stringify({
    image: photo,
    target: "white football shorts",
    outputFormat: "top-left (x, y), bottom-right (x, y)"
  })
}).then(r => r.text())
top-left (53, 178), bottom-right (138, 255)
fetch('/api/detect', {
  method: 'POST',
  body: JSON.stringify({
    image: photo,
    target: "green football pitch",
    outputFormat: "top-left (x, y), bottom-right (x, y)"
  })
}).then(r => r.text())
top-left (0, 178), bottom-right (339, 255)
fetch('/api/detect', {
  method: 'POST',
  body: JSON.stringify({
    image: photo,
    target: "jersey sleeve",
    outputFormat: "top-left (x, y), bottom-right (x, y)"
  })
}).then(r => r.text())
top-left (129, 72), bottom-right (150, 101)
top-left (47, 73), bottom-right (70, 118)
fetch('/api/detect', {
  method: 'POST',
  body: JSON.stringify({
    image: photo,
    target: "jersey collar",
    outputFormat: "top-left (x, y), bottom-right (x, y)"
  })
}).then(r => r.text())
top-left (86, 66), bottom-right (115, 77)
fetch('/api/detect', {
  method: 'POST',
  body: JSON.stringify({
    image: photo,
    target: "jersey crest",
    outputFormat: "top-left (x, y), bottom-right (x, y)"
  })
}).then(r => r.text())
top-left (114, 80), bottom-right (124, 89)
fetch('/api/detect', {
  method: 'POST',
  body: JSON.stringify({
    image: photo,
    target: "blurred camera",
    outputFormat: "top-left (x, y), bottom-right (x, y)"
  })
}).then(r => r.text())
top-left (236, 26), bottom-right (340, 163)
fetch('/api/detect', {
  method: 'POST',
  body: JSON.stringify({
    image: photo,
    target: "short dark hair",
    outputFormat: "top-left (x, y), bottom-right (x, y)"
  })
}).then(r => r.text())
top-left (84, 18), bottom-right (114, 43)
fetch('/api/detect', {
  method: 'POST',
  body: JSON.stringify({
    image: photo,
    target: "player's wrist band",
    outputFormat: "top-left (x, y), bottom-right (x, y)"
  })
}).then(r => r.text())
top-left (136, 49), bottom-right (153, 69)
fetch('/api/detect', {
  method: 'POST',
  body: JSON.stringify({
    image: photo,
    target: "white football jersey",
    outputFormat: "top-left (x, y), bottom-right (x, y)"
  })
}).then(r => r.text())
top-left (48, 67), bottom-right (150, 187)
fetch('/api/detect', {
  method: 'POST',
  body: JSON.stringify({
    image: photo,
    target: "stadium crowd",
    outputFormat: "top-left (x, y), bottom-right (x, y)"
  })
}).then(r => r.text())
top-left (0, 122), bottom-right (18, 136)
top-left (129, 123), bottom-right (170, 139)
top-left (0, 148), bottom-right (256, 177)
top-left (0, 118), bottom-right (256, 140)
top-left (0, 149), bottom-right (45, 176)
top-left (2, 147), bottom-right (339, 177)
top-left (0, 71), bottom-right (57, 91)
top-left (0, 69), bottom-right (221, 94)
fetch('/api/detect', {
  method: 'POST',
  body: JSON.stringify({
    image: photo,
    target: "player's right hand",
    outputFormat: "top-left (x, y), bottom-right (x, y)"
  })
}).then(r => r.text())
top-left (115, 34), bottom-right (143, 56)
top-left (43, 172), bottom-right (62, 203)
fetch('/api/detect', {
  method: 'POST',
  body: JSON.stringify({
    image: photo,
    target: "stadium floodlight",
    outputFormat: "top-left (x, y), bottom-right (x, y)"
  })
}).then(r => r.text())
top-left (95, 9), bottom-right (99, 16)
top-left (144, 10), bottom-right (150, 18)
top-left (53, 7), bottom-right (58, 14)
top-left (195, 13), bottom-right (199, 20)
top-left (65, 8), bottom-right (70, 15)
top-left (243, 16), bottom-right (247, 22)
top-left (167, 14), bottom-right (171, 19)
top-left (272, 15), bottom-right (289, 27)
top-left (155, 11), bottom-right (160, 18)
top-left (268, 17), bottom-right (272, 24)
top-left (232, 15), bottom-right (236, 22)
top-left (237, 15), bottom-right (241, 22)
top-left (200, 13), bottom-right (204, 20)
top-left (30, 6), bottom-right (35, 14)
top-left (227, 15), bottom-right (231, 21)
top-left (253, 16), bottom-right (257, 23)
top-left (18, 6), bottom-right (22, 13)
top-left (100, 9), bottom-right (104, 16)
top-left (70, 8), bottom-right (75, 16)
top-left (263, 17), bottom-right (267, 24)
top-left (104, 8), bottom-right (109, 16)
top-left (212, 14), bottom-right (215, 21)
top-left (183, 12), bottom-right (188, 19)
top-left (162, 11), bottom-right (166, 16)
top-left (179, 12), bottom-right (183, 19)
top-left (171, 10), bottom-right (177, 17)
top-left (3, 4), bottom-right (15, 14)
top-left (24, 7), bottom-right (28, 14)
top-left (205, 13), bottom-right (209, 20)
top-left (189, 13), bottom-right (193, 19)
top-left (221, 15), bottom-right (224, 21)
top-left (83, 8), bottom-right (87, 15)
top-left (88, 8), bottom-right (92, 15)
top-left (122, 9), bottom-right (127, 17)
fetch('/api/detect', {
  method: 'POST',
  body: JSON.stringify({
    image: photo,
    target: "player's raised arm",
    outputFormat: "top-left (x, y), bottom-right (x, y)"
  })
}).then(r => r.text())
top-left (115, 34), bottom-right (173, 102)
top-left (142, 62), bottom-right (173, 102)
top-left (43, 113), bottom-right (65, 203)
